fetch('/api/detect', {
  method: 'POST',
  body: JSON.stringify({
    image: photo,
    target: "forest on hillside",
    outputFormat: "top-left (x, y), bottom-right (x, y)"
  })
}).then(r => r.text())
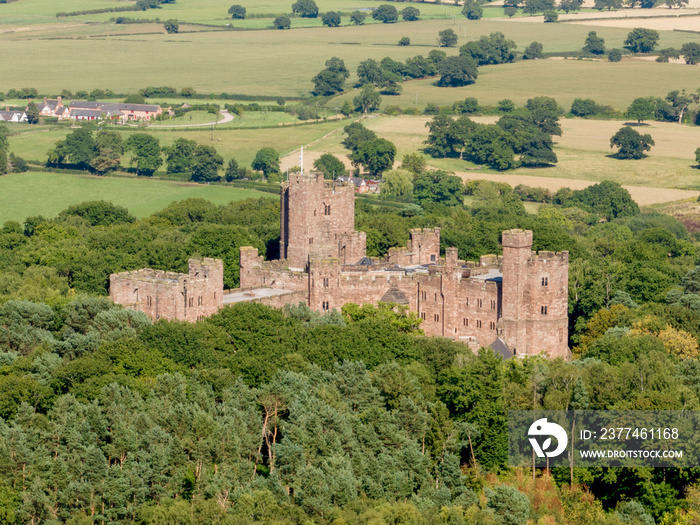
top-left (0, 184), bottom-right (699, 524)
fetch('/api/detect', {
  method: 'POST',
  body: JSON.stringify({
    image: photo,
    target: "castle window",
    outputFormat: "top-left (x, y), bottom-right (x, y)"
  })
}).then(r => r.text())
top-left (477, 298), bottom-right (483, 308)
top-left (430, 254), bottom-right (436, 262)
top-left (324, 204), bottom-right (331, 215)
top-left (322, 301), bottom-right (329, 311)
top-left (434, 314), bottom-right (440, 322)
top-left (476, 320), bottom-right (482, 328)
top-left (490, 321), bottom-right (495, 330)
top-left (434, 293), bottom-right (437, 302)
top-left (559, 327), bottom-right (564, 342)
top-left (491, 300), bottom-right (496, 310)
top-left (323, 278), bottom-right (329, 288)
top-left (542, 277), bottom-right (548, 287)
top-left (214, 292), bottom-right (217, 300)
top-left (421, 312), bottom-right (426, 320)
top-left (189, 297), bottom-right (194, 307)
top-left (466, 298), bottom-right (469, 307)
top-left (541, 306), bottom-right (548, 315)
top-left (309, 238), bottom-right (313, 244)
top-left (147, 296), bottom-right (152, 306)
top-left (463, 318), bottom-right (468, 327)
top-left (198, 296), bottom-right (202, 306)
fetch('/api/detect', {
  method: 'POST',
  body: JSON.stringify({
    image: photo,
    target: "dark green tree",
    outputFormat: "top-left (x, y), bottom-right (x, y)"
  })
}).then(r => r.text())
top-left (58, 200), bottom-right (136, 226)
top-left (292, 0), bottom-right (318, 17)
top-left (398, 37), bottom-right (410, 46)
top-left (559, 0), bottom-right (583, 12)
top-left (608, 48), bottom-right (622, 61)
top-left (625, 97), bottom-right (656, 123)
top-left (571, 98), bottom-right (600, 117)
top-left (163, 19), bottom-right (179, 33)
top-left (311, 57), bottom-right (349, 95)
top-left (486, 485), bottom-right (530, 525)
top-left (523, 41), bottom-right (544, 59)
top-left (402, 6), bottom-right (420, 20)
top-left (190, 145), bottom-right (224, 183)
top-left (543, 9), bottom-right (558, 21)
top-left (372, 4), bottom-right (399, 23)
top-left (353, 84), bottom-right (382, 113)
top-left (228, 4), bottom-right (246, 19)
top-left (350, 10), bottom-right (366, 24)
top-left (460, 32), bottom-right (517, 65)
top-left (350, 138), bottom-right (396, 176)
top-left (47, 127), bottom-right (97, 169)
top-left (437, 56), bottom-right (478, 87)
top-left (624, 28), bottom-right (659, 53)
top-left (252, 147), bottom-right (280, 176)
top-left (125, 133), bottom-right (162, 175)
top-left (25, 101), bottom-right (40, 124)
top-left (680, 42), bottom-right (700, 64)
top-left (90, 130), bottom-right (124, 174)
top-left (438, 28), bottom-right (458, 47)
top-left (343, 122), bottom-right (377, 151)
top-left (273, 16), bottom-right (291, 29)
top-left (583, 31), bottom-right (605, 54)
top-left (224, 158), bottom-right (241, 181)
top-left (610, 126), bottom-right (655, 159)
top-left (163, 137), bottom-right (197, 174)
top-left (313, 153), bottom-right (346, 179)
top-left (321, 11), bottom-right (341, 27)
top-left (462, 0), bottom-right (483, 19)
top-left (413, 171), bottom-right (463, 206)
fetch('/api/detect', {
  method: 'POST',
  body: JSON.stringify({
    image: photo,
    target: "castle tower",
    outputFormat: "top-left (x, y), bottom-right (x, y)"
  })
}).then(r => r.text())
top-left (280, 173), bottom-right (362, 269)
top-left (501, 229), bottom-right (569, 358)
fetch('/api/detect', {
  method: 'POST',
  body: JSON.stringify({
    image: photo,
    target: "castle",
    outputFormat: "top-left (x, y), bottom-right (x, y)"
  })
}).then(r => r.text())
top-left (110, 173), bottom-right (569, 358)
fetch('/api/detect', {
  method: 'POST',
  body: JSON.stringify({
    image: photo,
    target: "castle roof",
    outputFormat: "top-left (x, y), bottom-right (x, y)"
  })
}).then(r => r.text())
top-left (489, 337), bottom-right (513, 360)
top-left (379, 286), bottom-right (409, 305)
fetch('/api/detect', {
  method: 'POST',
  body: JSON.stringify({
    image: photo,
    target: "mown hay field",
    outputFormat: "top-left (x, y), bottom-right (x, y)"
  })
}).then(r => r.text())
top-left (1, 16), bottom-right (697, 97)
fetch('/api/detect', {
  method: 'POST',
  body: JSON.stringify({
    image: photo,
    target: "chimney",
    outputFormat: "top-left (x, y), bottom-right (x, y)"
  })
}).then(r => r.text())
top-left (43, 97), bottom-right (47, 105)
top-left (57, 96), bottom-right (62, 106)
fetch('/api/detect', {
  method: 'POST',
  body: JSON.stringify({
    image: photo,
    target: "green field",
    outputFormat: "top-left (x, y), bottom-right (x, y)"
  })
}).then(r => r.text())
top-left (8, 118), bottom-right (349, 167)
top-left (1, 16), bottom-right (697, 98)
top-left (0, 172), bottom-right (270, 224)
top-left (333, 58), bottom-right (700, 110)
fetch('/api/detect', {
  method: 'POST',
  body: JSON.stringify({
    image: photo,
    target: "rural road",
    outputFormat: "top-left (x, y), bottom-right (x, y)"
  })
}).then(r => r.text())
top-left (149, 109), bottom-right (234, 128)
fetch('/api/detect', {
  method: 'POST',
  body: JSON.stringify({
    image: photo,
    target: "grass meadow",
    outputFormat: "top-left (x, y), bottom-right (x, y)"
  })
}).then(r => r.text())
top-left (8, 118), bottom-right (349, 167)
top-left (0, 16), bottom-right (697, 98)
top-left (334, 58), bottom-right (700, 110)
top-left (0, 172), bottom-right (270, 224)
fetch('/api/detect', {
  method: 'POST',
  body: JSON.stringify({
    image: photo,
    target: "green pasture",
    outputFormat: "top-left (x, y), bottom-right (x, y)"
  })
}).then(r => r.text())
top-left (1, 18), bottom-right (697, 97)
top-left (333, 58), bottom-right (700, 110)
top-left (151, 110), bottom-right (300, 128)
top-left (0, 171), bottom-right (269, 225)
top-left (8, 118), bottom-right (348, 167)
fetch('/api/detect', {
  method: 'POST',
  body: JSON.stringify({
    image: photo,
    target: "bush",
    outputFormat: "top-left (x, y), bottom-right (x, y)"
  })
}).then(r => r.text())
top-left (504, 6), bottom-right (517, 16)
top-left (297, 106), bottom-right (320, 120)
top-left (398, 37), bottom-right (410, 46)
top-left (273, 16), bottom-right (291, 29)
top-left (571, 98), bottom-right (600, 117)
top-left (543, 10), bottom-right (558, 21)
top-left (608, 48), bottom-right (622, 62)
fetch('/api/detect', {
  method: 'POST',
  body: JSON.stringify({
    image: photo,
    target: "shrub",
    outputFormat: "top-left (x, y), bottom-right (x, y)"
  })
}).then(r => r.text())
top-left (398, 37), bottom-right (410, 46)
top-left (608, 48), bottom-right (622, 62)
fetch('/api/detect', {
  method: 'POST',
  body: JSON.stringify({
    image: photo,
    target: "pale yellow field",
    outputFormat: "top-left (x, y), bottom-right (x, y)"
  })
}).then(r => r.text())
top-left (285, 115), bottom-right (700, 205)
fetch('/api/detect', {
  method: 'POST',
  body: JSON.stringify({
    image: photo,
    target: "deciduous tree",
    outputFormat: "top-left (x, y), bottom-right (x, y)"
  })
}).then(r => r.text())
top-left (228, 4), bottom-right (246, 18)
top-left (610, 126), bottom-right (655, 159)
top-left (438, 28), bottom-right (458, 47)
top-left (372, 4), bottom-right (399, 23)
top-left (624, 28), bottom-right (659, 53)
top-left (125, 133), bottom-right (162, 175)
top-left (292, 0), bottom-right (318, 18)
top-left (437, 56), bottom-right (478, 87)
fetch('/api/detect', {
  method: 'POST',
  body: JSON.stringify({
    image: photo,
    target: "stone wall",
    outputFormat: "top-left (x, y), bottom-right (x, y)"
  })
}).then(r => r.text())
top-left (109, 258), bottom-right (223, 322)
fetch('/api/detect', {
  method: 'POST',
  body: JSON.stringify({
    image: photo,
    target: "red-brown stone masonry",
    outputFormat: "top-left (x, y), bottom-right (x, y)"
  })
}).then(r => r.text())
top-left (109, 259), bottom-right (223, 322)
top-left (281, 174), bottom-right (357, 268)
top-left (387, 229), bottom-right (441, 266)
top-left (501, 229), bottom-right (569, 358)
